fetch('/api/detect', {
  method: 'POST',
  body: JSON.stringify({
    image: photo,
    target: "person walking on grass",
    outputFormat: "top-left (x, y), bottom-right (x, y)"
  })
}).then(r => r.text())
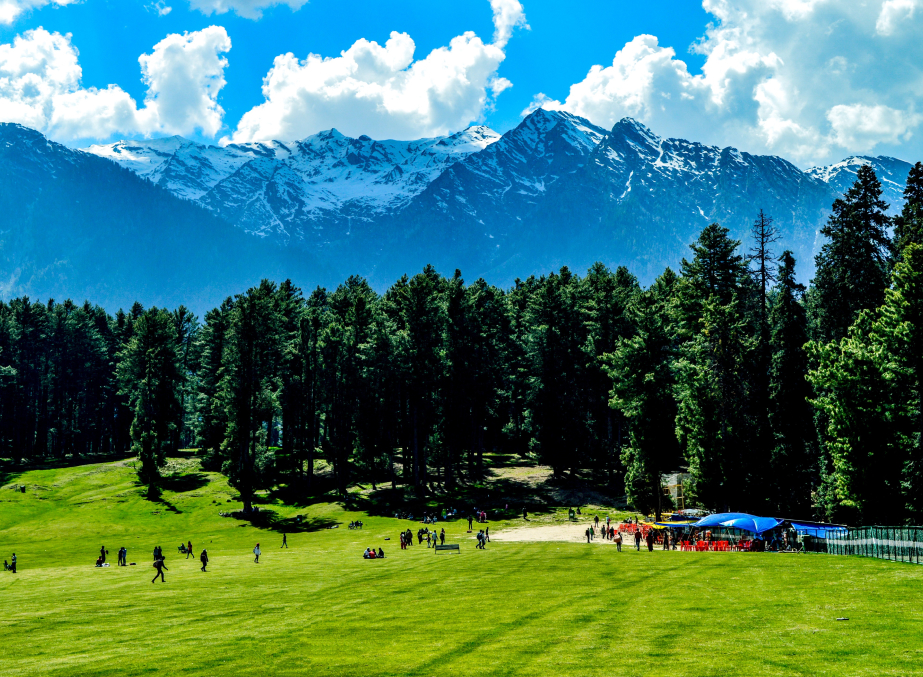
top-left (10, 553), bottom-right (16, 573)
top-left (634, 530), bottom-right (642, 551)
top-left (151, 557), bottom-right (167, 583)
top-left (281, 532), bottom-right (288, 548)
top-left (186, 541), bottom-right (193, 559)
top-left (200, 549), bottom-right (208, 572)
top-left (614, 531), bottom-right (622, 552)
top-left (485, 526), bottom-right (490, 543)
top-left (253, 543), bottom-right (261, 563)
top-left (646, 530), bottom-right (655, 552)
top-left (440, 528), bottom-right (445, 545)
top-left (468, 515), bottom-right (474, 531)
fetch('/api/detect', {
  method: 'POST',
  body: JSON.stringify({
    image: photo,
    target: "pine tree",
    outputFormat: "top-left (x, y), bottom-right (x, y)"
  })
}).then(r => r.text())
top-left (390, 266), bottom-right (446, 487)
top-left (807, 311), bottom-right (899, 523)
top-left (582, 264), bottom-right (639, 485)
top-left (675, 225), bottom-right (758, 510)
top-left (195, 299), bottom-right (234, 466)
top-left (525, 267), bottom-right (588, 476)
top-left (894, 162), bottom-right (923, 256)
top-left (873, 244), bottom-right (923, 519)
top-left (767, 251), bottom-right (814, 515)
top-left (605, 270), bottom-right (678, 519)
top-left (116, 308), bottom-right (182, 489)
top-left (219, 281), bottom-right (284, 511)
top-left (810, 165), bottom-right (893, 343)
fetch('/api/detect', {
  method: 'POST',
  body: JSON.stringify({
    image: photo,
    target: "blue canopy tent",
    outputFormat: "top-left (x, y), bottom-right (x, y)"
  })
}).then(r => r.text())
top-left (789, 521), bottom-right (848, 538)
top-left (693, 512), bottom-right (783, 535)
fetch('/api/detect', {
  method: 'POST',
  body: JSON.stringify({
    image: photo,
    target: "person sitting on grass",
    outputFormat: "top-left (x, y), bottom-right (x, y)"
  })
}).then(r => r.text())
top-left (363, 548), bottom-right (371, 559)
top-left (95, 556), bottom-right (104, 567)
top-left (377, 548), bottom-right (385, 558)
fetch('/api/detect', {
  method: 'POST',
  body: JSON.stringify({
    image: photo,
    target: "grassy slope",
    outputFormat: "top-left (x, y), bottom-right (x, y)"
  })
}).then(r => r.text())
top-left (1, 459), bottom-right (922, 677)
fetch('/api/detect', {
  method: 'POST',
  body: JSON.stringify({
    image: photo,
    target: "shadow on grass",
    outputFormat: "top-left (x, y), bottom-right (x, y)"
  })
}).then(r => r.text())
top-left (0, 467), bottom-right (23, 489)
top-left (232, 508), bottom-right (338, 533)
top-left (262, 475), bottom-right (341, 508)
top-left (158, 472), bottom-right (209, 494)
top-left (142, 484), bottom-right (182, 514)
top-left (350, 476), bottom-right (560, 523)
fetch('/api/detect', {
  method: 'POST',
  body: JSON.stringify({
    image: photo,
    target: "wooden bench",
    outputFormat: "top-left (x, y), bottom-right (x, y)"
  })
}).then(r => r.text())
top-left (434, 544), bottom-right (460, 554)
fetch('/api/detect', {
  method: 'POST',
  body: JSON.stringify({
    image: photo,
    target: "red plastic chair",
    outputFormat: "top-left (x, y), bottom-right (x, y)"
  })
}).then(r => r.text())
top-left (681, 540), bottom-right (692, 551)
top-left (695, 541), bottom-right (708, 551)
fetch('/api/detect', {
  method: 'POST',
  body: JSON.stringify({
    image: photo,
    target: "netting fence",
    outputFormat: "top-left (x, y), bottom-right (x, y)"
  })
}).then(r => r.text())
top-left (814, 526), bottom-right (923, 564)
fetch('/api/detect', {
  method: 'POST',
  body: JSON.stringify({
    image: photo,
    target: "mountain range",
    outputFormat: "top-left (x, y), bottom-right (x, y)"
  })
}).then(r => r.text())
top-left (0, 109), bottom-right (915, 313)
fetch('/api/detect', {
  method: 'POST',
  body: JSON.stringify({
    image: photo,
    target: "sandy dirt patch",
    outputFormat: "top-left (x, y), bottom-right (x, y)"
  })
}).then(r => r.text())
top-left (490, 523), bottom-right (621, 544)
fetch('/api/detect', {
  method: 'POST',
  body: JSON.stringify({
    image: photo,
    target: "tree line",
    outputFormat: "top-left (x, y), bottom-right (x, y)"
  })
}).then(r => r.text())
top-left (1, 164), bottom-right (922, 525)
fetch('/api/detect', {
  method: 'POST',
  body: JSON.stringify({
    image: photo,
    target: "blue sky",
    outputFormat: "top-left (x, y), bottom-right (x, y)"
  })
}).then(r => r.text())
top-left (1, 0), bottom-right (922, 167)
top-left (0, 1), bottom-right (710, 137)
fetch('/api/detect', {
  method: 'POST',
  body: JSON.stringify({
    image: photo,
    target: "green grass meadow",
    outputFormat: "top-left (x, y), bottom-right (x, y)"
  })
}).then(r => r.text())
top-left (1, 458), bottom-right (922, 676)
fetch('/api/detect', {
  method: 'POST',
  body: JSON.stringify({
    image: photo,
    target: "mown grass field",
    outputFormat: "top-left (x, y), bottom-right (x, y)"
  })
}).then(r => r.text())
top-left (1, 458), bottom-right (922, 676)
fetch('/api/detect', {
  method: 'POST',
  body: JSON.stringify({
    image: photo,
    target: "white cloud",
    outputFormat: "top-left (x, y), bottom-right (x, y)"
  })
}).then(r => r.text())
top-left (531, 0), bottom-right (923, 166)
top-left (187, 0), bottom-right (307, 20)
top-left (0, 26), bottom-right (231, 142)
top-left (827, 103), bottom-right (921, 151)
top-left (227, 0), bottom-right (525, 143)
top-left (0, 0), bottom-right (77, 25)
top-left (876, 0), bottom-right (919, 34)
top-left (490, 0), bottom-right (528, 48)
top-left (148, 1), bottom-right (173, 16)
top-left (137, 26), bottom-right (231, 136)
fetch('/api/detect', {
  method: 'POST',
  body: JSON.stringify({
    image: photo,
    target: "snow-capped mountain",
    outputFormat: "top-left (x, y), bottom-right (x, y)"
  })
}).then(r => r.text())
top-left (536, 116), bottom-right (839, 280)
top-left (385, 109), bottom-right (610, 275)
top-left (86, 126), bottom-right (500, 243)
top-left (3, 110), bottom-right (915, 312)
top-left (806, 155), bottom-right (913, 213)
top-left (83, 109), bottom-right (914, 282)
top-left (385, 111), bottom-right (847, 282)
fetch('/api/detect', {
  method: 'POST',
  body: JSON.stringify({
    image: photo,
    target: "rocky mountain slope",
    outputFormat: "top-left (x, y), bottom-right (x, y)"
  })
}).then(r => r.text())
top-left (0, 124), bottom-right (335, 313)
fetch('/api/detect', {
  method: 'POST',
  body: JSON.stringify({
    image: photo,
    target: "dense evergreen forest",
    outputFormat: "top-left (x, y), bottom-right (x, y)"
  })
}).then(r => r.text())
top-left (2, 164), bottom-right (922, 526)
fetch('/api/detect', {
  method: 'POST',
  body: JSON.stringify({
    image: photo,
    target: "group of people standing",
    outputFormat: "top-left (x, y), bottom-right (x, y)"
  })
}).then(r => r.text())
top-left (399, 527), bottom-right (448, 549)
top-left (585, 523), bottom-right (619, 543)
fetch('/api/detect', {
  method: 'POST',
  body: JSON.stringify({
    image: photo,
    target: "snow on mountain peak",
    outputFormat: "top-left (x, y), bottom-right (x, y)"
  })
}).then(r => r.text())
top-left (806, 154), bottom-right (913, 213)
top-left (82, 125), bottom-right (503, 234)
